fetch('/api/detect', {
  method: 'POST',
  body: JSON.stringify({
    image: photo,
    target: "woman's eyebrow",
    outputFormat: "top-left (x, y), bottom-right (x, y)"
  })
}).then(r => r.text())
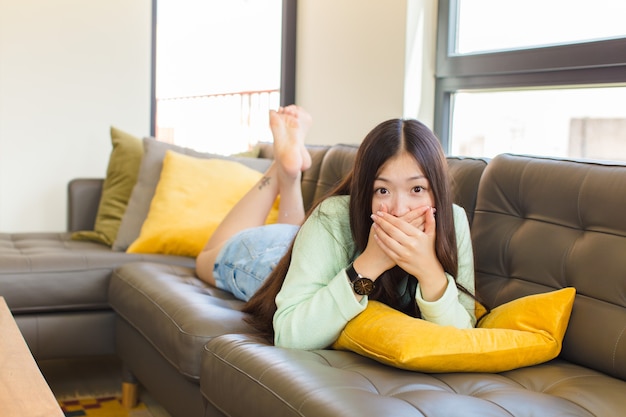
top-left (375, 175), bottom-right (427, 182)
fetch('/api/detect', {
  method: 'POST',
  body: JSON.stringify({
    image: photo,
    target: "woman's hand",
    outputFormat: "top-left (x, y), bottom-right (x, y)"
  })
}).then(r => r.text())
top-left (397, 205), bottom-right (432, 232)
top-left (352, 205), bottom-right (395, 282)
top-left (371, 205), bottom-right (447, 301)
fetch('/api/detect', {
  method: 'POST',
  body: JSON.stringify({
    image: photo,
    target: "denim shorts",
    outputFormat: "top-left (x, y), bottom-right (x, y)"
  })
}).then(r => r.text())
top-left (213, 223), bottom-right (300, 301)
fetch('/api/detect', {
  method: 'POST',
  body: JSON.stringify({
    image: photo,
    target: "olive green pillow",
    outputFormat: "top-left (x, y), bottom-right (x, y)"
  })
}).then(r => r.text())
top-left (72, 127), bottom-right (143, 246)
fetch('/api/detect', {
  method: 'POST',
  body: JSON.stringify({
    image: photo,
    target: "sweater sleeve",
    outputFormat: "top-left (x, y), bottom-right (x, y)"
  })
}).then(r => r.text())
top-left (273, 197), bottom-right (366, 350)
top-left (415, 204), bottom-right (476, 328)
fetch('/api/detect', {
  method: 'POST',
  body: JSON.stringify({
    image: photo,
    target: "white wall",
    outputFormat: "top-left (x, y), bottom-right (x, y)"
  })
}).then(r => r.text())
top-left (0, 0), bottom-right (152, 232)
top-left (296, 0), bottom-right (437, 146)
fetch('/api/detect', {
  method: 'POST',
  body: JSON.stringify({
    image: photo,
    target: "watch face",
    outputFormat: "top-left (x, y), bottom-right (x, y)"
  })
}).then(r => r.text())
top-left (353, 278), bottom-right (375, 296)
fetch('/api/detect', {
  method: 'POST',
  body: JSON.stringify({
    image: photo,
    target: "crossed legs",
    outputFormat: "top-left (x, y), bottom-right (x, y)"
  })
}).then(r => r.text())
top-left (195, 105), bottom-right (312, 286)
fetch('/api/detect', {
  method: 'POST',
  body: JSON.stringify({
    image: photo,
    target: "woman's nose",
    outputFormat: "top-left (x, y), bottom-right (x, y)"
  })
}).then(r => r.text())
top-left (389, 197), bottom-right (410, 217)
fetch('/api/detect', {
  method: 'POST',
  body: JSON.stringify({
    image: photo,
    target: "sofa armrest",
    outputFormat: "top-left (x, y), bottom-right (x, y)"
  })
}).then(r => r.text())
top-left (67, 178), bottom-right (103, 232)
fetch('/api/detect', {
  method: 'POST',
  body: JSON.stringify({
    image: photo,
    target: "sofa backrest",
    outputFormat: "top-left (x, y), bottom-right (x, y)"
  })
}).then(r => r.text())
top-left (69, 143), bottom-right (487, 237)
top-left (447, 157), bottom-right (489, 225)
top-left (471, 153), bottom-right (626, 381)
top-left (311, 144), bottom-right (359, 204)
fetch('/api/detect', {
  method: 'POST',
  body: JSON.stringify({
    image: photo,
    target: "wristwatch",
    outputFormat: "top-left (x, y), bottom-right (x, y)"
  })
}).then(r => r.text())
top-left (346, 263), bottom-right (375, 296)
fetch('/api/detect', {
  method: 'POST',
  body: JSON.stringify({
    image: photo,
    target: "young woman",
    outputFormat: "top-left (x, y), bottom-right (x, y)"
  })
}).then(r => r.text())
top-left (197, 106), bottom-right (476, 350)
top-left (243, 116), bottom-right (476, 350)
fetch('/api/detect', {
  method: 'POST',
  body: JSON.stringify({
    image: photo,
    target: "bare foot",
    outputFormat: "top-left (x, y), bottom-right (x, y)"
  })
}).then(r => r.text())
top-left (270, 105), bottom-right (312, 178)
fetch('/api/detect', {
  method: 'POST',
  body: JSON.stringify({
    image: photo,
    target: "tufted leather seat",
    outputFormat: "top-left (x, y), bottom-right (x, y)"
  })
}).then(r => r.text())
top-left (202, 334), bottom-right (625, 417)
top-left (0, 233), bottom-right (191, 313)
top-left (0, 232), bottom-right (193, 358)
top-left (109, 262), bottom-right (252, 380)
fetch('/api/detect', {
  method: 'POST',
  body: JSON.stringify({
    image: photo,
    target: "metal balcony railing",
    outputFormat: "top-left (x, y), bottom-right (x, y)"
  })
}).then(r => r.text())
top-left (155, 89), bottom-right (280, 155)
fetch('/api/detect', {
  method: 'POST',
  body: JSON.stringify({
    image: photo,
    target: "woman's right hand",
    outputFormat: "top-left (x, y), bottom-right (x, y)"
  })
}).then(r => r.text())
top-left (353, 206), bottom-right (396, 281)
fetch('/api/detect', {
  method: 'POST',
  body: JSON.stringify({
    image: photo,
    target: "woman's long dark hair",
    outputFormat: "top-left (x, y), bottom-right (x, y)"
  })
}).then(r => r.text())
top-left (243, 119), bottom-right (470, 342)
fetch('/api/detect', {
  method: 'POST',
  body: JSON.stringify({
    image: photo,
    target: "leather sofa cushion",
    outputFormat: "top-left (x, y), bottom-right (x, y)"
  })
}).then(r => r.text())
top-left (108, 262), bottom-right (254, 380)
top-left (202, 333), bottom-right (626, 417)
top-left (0, 232), bottom-right (193, 313)
top-left (472, 154), bottom-right (626, 381)
top-left (447, 156), bottom-right (489, 225)
top-left (312, 144), bottom-right (359, 203)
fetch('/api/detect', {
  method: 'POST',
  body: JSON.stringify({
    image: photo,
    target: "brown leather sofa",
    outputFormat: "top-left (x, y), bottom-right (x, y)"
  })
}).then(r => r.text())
top-left (201, 152), bottom-right (626, 417)
top-left (1, 143), bottom-right (625, 417)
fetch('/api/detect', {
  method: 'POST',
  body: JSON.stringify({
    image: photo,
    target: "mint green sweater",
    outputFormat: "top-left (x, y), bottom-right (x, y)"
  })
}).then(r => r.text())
top-left (273, 195), bottom-right (476, 350)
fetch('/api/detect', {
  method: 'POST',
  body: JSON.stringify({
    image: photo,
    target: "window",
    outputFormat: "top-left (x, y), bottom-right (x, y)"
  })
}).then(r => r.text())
top-left (435, 0), bottom-right (626, 161)
top-left (455, 0), bottom-right (626, 54)
top-left (451, 87), bottom-right (626, 160)
top-left (151, 0), bottom-right (296, 155)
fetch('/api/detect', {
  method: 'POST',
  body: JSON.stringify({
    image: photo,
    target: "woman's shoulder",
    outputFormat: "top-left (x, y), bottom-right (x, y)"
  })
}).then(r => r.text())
top-left (315, 195), bottom-right (350, 215)
top-left (306, 195), bottom-right (351, 229)
top-left (452, 203), bottom-right (466, 217)
top-left (451, 204), bottom-right (471, 232)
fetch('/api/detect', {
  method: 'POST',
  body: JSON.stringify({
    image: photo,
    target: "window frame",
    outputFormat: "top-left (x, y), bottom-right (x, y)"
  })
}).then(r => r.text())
top-left (149, 0), bottom-right (297, 137)
top-left (434, 0), bottom-right (626, 152)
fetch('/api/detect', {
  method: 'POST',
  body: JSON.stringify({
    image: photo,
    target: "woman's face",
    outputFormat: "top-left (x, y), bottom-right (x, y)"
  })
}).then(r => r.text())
top-left (371, 152), bottom-right (434, 216)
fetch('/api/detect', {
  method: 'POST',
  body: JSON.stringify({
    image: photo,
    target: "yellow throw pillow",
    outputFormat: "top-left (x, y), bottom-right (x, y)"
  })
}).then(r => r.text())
top-left (333, 287), bottom-right (576, 373)
top-left (72, 127), bottom-right (143, 246)
top-left (127, 150), bottom-right (279, 257)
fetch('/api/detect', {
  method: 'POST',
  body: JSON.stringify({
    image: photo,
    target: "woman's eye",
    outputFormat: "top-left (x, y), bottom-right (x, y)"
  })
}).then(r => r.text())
top-left (375, 187), bottom-right (389, 195)
top-left (413, 186), bottom-right (424, 193)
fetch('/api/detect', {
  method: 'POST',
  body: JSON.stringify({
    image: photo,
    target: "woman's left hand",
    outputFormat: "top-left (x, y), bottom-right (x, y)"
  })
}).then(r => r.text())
top-left (371, 206), bottom-right (447, 301)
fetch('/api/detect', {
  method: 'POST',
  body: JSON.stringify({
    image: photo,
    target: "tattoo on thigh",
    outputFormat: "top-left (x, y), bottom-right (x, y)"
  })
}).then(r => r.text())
top-left (258, 176), bottom-right (271, 190)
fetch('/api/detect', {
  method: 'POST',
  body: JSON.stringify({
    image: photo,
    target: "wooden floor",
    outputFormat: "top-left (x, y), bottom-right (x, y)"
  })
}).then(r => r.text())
top-left (38, 355), bottom-right (171, 417)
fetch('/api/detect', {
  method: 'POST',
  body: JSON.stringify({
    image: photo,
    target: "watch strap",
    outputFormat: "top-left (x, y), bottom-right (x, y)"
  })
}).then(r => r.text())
top-left (346, 262), bottom-right (361, 283)
top-left (346, 263), bottom-right (375, 296)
